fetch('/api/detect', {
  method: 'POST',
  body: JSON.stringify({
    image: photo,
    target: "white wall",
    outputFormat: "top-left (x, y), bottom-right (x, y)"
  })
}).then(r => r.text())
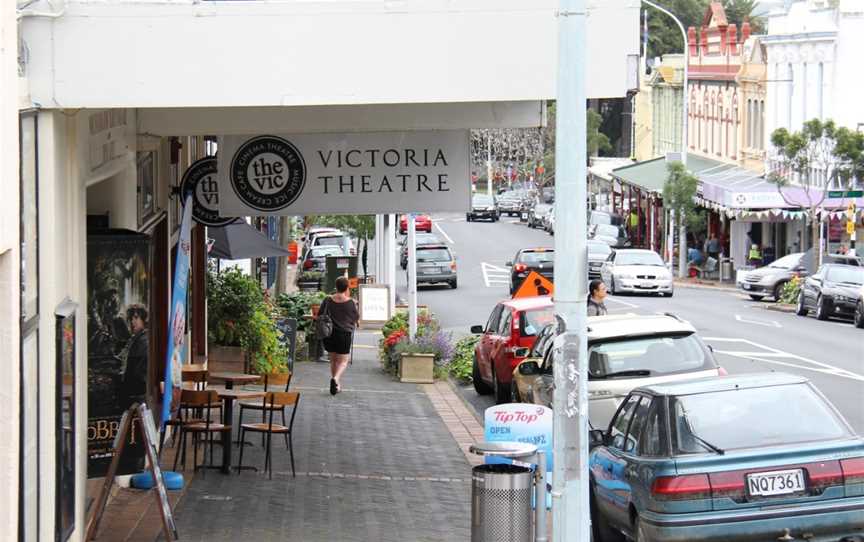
top-left (0, 0), bottom-right (20, 536)
top-left (20, 0), bottom-right (640, 109)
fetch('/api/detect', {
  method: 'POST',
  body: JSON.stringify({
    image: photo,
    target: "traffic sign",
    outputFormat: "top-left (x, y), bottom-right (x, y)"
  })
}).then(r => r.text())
top-left (848, 221), bottom-right (856, 235)
top-left (828, 190), bottom-right (863, 198)
top-left (513, 271), bottom-right (554, 299)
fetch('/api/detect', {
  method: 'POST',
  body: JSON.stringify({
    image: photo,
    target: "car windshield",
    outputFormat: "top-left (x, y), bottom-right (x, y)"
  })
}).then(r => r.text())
top-left (588, 241), bottom-right (612, 255)
top-left (520, 308), bottom-right (555, 337)
top-left (594, 224), bottom-right (621, 237)
top-left (768, 253), bottom-right (802, 269)
top-left (671, 383), bottom-right (850, 454)
top-left (314, 236), bottom-right (346, 247)
top-left (473, 196), bottom-right (494, 206)
top-left (416, 248), bottom-right (452, 262)
top-left (588, 334), bottom-right (713, 379)
top-left (590, 211), bottom-right (613, 225)
top-left (615, 251), bottom-right (664, 266)
top-left (310, 246), bottom-right (344, 258)
top-left (826, 265), bottom-right (864, 285)
top-left (519, 250), bottom-right (554, 263)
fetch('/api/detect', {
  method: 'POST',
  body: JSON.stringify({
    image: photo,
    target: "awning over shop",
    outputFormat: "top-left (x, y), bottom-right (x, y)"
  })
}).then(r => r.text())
top-left (611, 154), bottom-right (721, 194)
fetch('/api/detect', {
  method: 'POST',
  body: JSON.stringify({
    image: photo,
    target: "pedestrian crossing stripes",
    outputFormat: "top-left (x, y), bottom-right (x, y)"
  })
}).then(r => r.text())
top-left (481, 262), bottom-right (510, 288)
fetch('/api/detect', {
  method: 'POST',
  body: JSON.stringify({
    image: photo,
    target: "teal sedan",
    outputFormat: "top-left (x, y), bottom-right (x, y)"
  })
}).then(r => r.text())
top-left (588, 373), bottom-right (864, 542)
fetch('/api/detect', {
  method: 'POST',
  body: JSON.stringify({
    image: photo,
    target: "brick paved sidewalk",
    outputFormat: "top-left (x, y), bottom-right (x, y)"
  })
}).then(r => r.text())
top-left (169, 331), bottom-right (476, 542)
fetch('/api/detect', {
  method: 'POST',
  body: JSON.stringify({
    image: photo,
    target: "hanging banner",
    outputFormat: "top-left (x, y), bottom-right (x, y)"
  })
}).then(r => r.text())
top-left (216, 131), bottom-right (471, 215)
top-left (161, 195), bottom-right (194, 428)
top-left (180, 157), bottom-right (235, 227)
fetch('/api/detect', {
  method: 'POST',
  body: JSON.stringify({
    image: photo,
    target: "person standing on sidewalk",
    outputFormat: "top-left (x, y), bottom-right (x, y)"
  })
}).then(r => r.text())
top-left (587, 279), bottom-right (608, 316)
top-left (706, 233), bottom-right (721, 264)
top-left (322, 276), bottom-right (359, 395)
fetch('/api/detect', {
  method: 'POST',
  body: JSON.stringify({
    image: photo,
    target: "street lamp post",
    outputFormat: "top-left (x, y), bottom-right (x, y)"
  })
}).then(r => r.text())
top-left (643, 0), bottom-right (689, 277)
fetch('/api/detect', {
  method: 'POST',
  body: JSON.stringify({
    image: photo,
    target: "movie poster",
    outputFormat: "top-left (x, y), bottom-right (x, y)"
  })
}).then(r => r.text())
top-left (86, 232), bottom-right (151, 477)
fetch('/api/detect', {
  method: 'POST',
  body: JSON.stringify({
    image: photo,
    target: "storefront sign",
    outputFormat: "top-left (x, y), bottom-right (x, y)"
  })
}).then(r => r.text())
top-left (217, 131), bottom-right (471, 215)
top-left (86, 232), bottom-right (151, 477)
top-left (162, 195), bottom-right (194, 427)
top-left (180, 157), bottom-right (235, 227)
top-left (726, 191), bottom-right (787, 209)
top-left (484, 404), bottom-right (553, 474)
top-left (359, 284), bottom-right (390, 325)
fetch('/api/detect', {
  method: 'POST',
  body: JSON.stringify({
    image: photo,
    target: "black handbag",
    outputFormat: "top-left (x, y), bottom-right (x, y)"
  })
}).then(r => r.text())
top-left (316, 298), bottom-right (334, 339)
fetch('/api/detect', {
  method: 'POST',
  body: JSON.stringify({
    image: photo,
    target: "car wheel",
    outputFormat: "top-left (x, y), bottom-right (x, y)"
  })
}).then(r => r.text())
top-left (466, 214), bottom-right (472, 222)
top-left (748, 294), bottom-right (765, 301)
top-left (590, 485), bottom-right (624, 542)
top-left (796, 291), bottom-right (808, 316)
top-left (472, 355), bottom-right (492, 395)
top-left (449, 279), bottom-right (457, 289)
top-left (665, 290), bottom-right (674, 298)
top-left (773, 281), bottom-right (787, 302)
top-left (855, 301), bottom-right (864, 329)
top-left (492, 367), bottom-right (510, 405)
top-left (816, 295), bottom-right (829, 321)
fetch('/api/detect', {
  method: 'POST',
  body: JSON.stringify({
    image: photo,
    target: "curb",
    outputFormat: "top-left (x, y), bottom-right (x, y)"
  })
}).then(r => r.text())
top-left (673, 280), bottom-right (737, 292)
top-left (761, 303), bottom-right (797, 314)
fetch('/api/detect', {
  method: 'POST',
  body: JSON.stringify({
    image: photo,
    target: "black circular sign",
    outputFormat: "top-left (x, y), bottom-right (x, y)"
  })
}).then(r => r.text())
top-left (180, 157), bottom-right (235, 227)
top-left (229, 135), bottom-right (306, 212)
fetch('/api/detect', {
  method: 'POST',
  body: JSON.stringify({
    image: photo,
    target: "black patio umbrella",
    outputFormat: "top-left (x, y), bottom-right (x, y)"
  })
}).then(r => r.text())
top-left (208, 221), bottom-right (291, 260)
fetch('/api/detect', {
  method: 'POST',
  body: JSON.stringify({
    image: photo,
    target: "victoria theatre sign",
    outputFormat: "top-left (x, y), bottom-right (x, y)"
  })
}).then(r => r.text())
top-left (217, 131), bottom-right (470, 216)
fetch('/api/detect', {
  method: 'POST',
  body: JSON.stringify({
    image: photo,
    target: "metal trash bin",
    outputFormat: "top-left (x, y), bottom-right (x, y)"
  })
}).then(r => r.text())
top-left (472, 463), bottom-right (533, 542)
top-left (469, 442), bottom-right (540, 542)
top-left (720, 258), bottom-right (734, 282)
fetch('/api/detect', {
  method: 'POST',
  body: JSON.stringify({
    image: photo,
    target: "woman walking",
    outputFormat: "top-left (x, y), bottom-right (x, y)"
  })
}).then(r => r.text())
top-left (321, 276), bottom-right (359, 395)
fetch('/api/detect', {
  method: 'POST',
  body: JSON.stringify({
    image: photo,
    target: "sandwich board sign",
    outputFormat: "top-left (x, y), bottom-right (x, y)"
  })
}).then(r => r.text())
top-left (513, 271), bottom-right (554, 299)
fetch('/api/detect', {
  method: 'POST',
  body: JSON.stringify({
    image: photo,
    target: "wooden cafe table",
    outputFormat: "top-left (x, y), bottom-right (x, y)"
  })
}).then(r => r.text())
top-left (207, 371), bottom-right (260, 390)
top-left (205, 387), bottom-right (265, 473)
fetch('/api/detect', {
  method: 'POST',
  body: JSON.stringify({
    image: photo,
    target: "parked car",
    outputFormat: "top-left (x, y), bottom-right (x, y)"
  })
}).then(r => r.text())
top-left (600, 249), bottom-right (673, 297)
top-left (467, 194), bottom-right (499, 221)
top-left (590, 223), bottom-right (630, 249)
top-left (588, 372), bottom-right (864, 542)
top-left (545, 207), bottom-right (555, 234)
top-left (507, 247), bottom-right (554, 295)
top-left (399, 214), bottom-right (432, 234)
top-left (796, 263), bottom-right (864, 321)
top-left (588, 240), bottom-right (612, 279)
top-left (399, 232), bottom-right (444, 269)
top-left (305, 230), bottom-right (355, 259)
top-left (738, 250), bottom-right (859, 302)
top-left (589, 210), bottom-right (625, 227)
top-left (300, 245), bottom-right (346, 272)
top-left (512, 313), bottom-right (722, 428)
top-left (497, 192), bottom-right (522, 217)
top-left (471, 296), bottom-right (555, 403)
top-left (410, 244), bottom-right (457, 289)
top-left (528, 202), bottom-right (553, 229)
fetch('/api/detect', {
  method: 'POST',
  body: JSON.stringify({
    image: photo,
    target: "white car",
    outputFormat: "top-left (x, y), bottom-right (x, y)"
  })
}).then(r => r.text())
top-left (512, 313), bottom-right (724, 429)
top-left (599, 248), bottom-right (673, 297)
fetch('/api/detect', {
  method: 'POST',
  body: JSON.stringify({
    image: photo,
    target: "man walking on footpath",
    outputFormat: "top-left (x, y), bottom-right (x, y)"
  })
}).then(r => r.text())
top-left (587, 279), bottom-right (608, 316)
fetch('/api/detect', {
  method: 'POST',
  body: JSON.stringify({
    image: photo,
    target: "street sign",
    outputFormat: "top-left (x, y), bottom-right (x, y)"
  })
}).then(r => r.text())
top-left (513, 271), bottom-right (554, 299)
top-left (848, 221), bottom-right (856, 235)
top-left (827, 190), bottom-right (863, 199)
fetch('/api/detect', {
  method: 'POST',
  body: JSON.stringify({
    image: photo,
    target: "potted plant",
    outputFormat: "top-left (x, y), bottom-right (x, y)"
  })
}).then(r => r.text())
top-left (379, 312), bottom-right (454, 383)
top-left (395, 342), bottom-right (436, 383)
top-left (207, 267), bottom-right (262, 372)
top-left (296, 270), bottom-right (324, 292)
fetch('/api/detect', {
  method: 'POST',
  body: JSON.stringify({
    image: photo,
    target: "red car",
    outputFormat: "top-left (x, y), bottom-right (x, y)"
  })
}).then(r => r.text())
top-left (399, 214), bottom-right (432, 234)
top-left (471, 296), bottom-right (555, 404)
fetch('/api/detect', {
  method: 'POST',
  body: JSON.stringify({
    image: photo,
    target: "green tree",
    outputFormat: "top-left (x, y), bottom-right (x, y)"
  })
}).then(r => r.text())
top-left (768, 119), bottom-right (863, 267)
top-left (721, 0), bottom-right (765, 34)
top-left (663, 161), bottom-right (700, 277)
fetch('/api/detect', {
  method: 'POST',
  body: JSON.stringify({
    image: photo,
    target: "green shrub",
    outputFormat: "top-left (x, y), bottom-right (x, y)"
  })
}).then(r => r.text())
top-left (780, 276), bottom-right (802, 304)
top-left (207, 268), bottom-right (264, 346)
top-left (448, 335), bottom-right (479, 384)
top-left (276, 291), bottom-right (326, 333)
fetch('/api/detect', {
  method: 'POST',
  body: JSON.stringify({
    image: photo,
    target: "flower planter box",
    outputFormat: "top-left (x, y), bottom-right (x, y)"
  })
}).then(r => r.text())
top-left (207, 344), bottom-right (246, 373)
top-left (399, 352), bottom-right (435, 383)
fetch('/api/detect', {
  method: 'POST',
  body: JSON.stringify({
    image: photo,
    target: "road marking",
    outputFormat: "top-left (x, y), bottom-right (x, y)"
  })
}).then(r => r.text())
top-left (434, 222), bottom-right (454, 244)
top-left (481, 262), bottom-right (510, 287)
top-left (734, 314), bottom-right (782, 328)
top-left (703, 337), bottom-right (864, 382)
top-left (607, 297), bottom-right (639, 308)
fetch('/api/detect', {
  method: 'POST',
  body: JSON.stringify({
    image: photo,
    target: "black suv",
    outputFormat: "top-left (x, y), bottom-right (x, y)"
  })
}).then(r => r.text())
top-left (507, 248), bottom-right (554, 295)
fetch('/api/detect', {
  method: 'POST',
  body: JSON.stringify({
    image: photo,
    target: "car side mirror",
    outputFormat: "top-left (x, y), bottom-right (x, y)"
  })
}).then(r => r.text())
top-left (470, 325), bottom-right (484, 334)
top-left (514, 347), bottom-right (530, 358)
top-left (506, 261), bottom-right (513, 267)
top-left (589, 429), bottom-right (606, 448)
top-left (518, 360), bottom-right (540, 375)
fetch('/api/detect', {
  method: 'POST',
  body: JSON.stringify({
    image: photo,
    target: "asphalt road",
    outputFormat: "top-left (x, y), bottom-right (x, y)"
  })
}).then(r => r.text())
top-left (394, 212), bottom-right (864, 435)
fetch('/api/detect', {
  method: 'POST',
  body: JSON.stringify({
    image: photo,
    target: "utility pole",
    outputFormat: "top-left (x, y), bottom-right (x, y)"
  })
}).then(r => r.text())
top-left (552, 0), bottom-right (589, 540)
top-left (644, 0), bottom-right (689, 276)
top-left (407, 213), bottom-right (418, 340)
top-left (487, 130), bottom-right (494, 197)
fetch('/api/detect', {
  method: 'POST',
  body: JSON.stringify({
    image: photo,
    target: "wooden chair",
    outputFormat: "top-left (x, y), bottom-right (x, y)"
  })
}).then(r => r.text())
top-left (172, 389), bottom-right (231, 475)
top-left (161, 370), bottom-right (220, 452)
top-left (235, 372), bottom-right (292, 445)
top-left (237, 391), bottom-right (300, 479)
